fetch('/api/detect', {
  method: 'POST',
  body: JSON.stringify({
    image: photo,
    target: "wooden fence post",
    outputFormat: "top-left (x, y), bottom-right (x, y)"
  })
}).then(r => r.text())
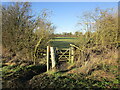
top-left (69, 47), bottom-right (71, 62)
top-left (50, 47), bottom-right (56, 69)
top-left (47, 46), bottom-right (50, 71)
top-left (71, 46), bottom-right (74, 63)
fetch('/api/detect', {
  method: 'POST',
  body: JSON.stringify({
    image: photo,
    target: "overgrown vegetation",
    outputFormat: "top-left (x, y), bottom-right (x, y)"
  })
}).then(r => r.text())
top-left (72, 7), bottom-right (119, 89)
top-left (2, 2), bottom-right (119, 89)
top-left (2, 67), bottom-right (119, 89)
top-left (2, 2), bottom-right (54, 64)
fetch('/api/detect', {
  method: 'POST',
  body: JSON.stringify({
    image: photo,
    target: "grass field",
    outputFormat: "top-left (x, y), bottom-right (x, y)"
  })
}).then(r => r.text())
top-left (50, 37), bottom-right (78, 48)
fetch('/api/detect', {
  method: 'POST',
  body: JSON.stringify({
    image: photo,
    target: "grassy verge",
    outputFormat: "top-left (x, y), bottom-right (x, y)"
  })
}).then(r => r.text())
top-left (2, 63), bottom-right (119, 89)
top-left (2, 64), bottom-right (47, 88)
top-left (29, 72), bottom-right (119, 89)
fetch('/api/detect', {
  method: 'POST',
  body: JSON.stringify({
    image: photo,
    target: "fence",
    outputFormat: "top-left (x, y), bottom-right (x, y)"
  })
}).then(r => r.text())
top-left (46, 44), bottom-right (75, 71)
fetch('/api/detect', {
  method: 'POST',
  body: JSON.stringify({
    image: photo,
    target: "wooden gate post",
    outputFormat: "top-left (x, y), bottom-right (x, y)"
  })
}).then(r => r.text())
top-left (47, 46), bottom-right (50, 71)
top-left (71, 46), bottom-right (75, 63)
top-left (69, 47), bottom-right (71, 62)
top-left (50, 47), bottom-right (56, 69)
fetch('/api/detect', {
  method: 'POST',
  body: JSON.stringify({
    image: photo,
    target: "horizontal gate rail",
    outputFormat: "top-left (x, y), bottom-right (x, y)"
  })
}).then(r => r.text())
top-left (56, 48), bottom-right (70, 60)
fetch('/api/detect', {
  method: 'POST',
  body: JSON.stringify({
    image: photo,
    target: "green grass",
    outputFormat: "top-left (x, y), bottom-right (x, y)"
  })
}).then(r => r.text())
top-left (50, 37), bottom-right (78, 48)
top-left (3, 65), bottom-right (119, 88)
top-left (2, 64), bottom-right (47, 81)
top-left (29, 73), bottom-right (119, 89)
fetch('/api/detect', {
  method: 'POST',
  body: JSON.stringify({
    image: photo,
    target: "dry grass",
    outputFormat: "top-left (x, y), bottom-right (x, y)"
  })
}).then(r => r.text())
top-left (67, 49), bottom-right (118, 82)
top-left (87, 70), bottom-right (116, 81)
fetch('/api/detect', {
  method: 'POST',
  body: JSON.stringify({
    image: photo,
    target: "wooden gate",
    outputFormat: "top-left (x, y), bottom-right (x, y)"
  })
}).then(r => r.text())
top-left (56, 48), bottom-right (70, 61)
top-left (46, 45), bottom-right (75, 71)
